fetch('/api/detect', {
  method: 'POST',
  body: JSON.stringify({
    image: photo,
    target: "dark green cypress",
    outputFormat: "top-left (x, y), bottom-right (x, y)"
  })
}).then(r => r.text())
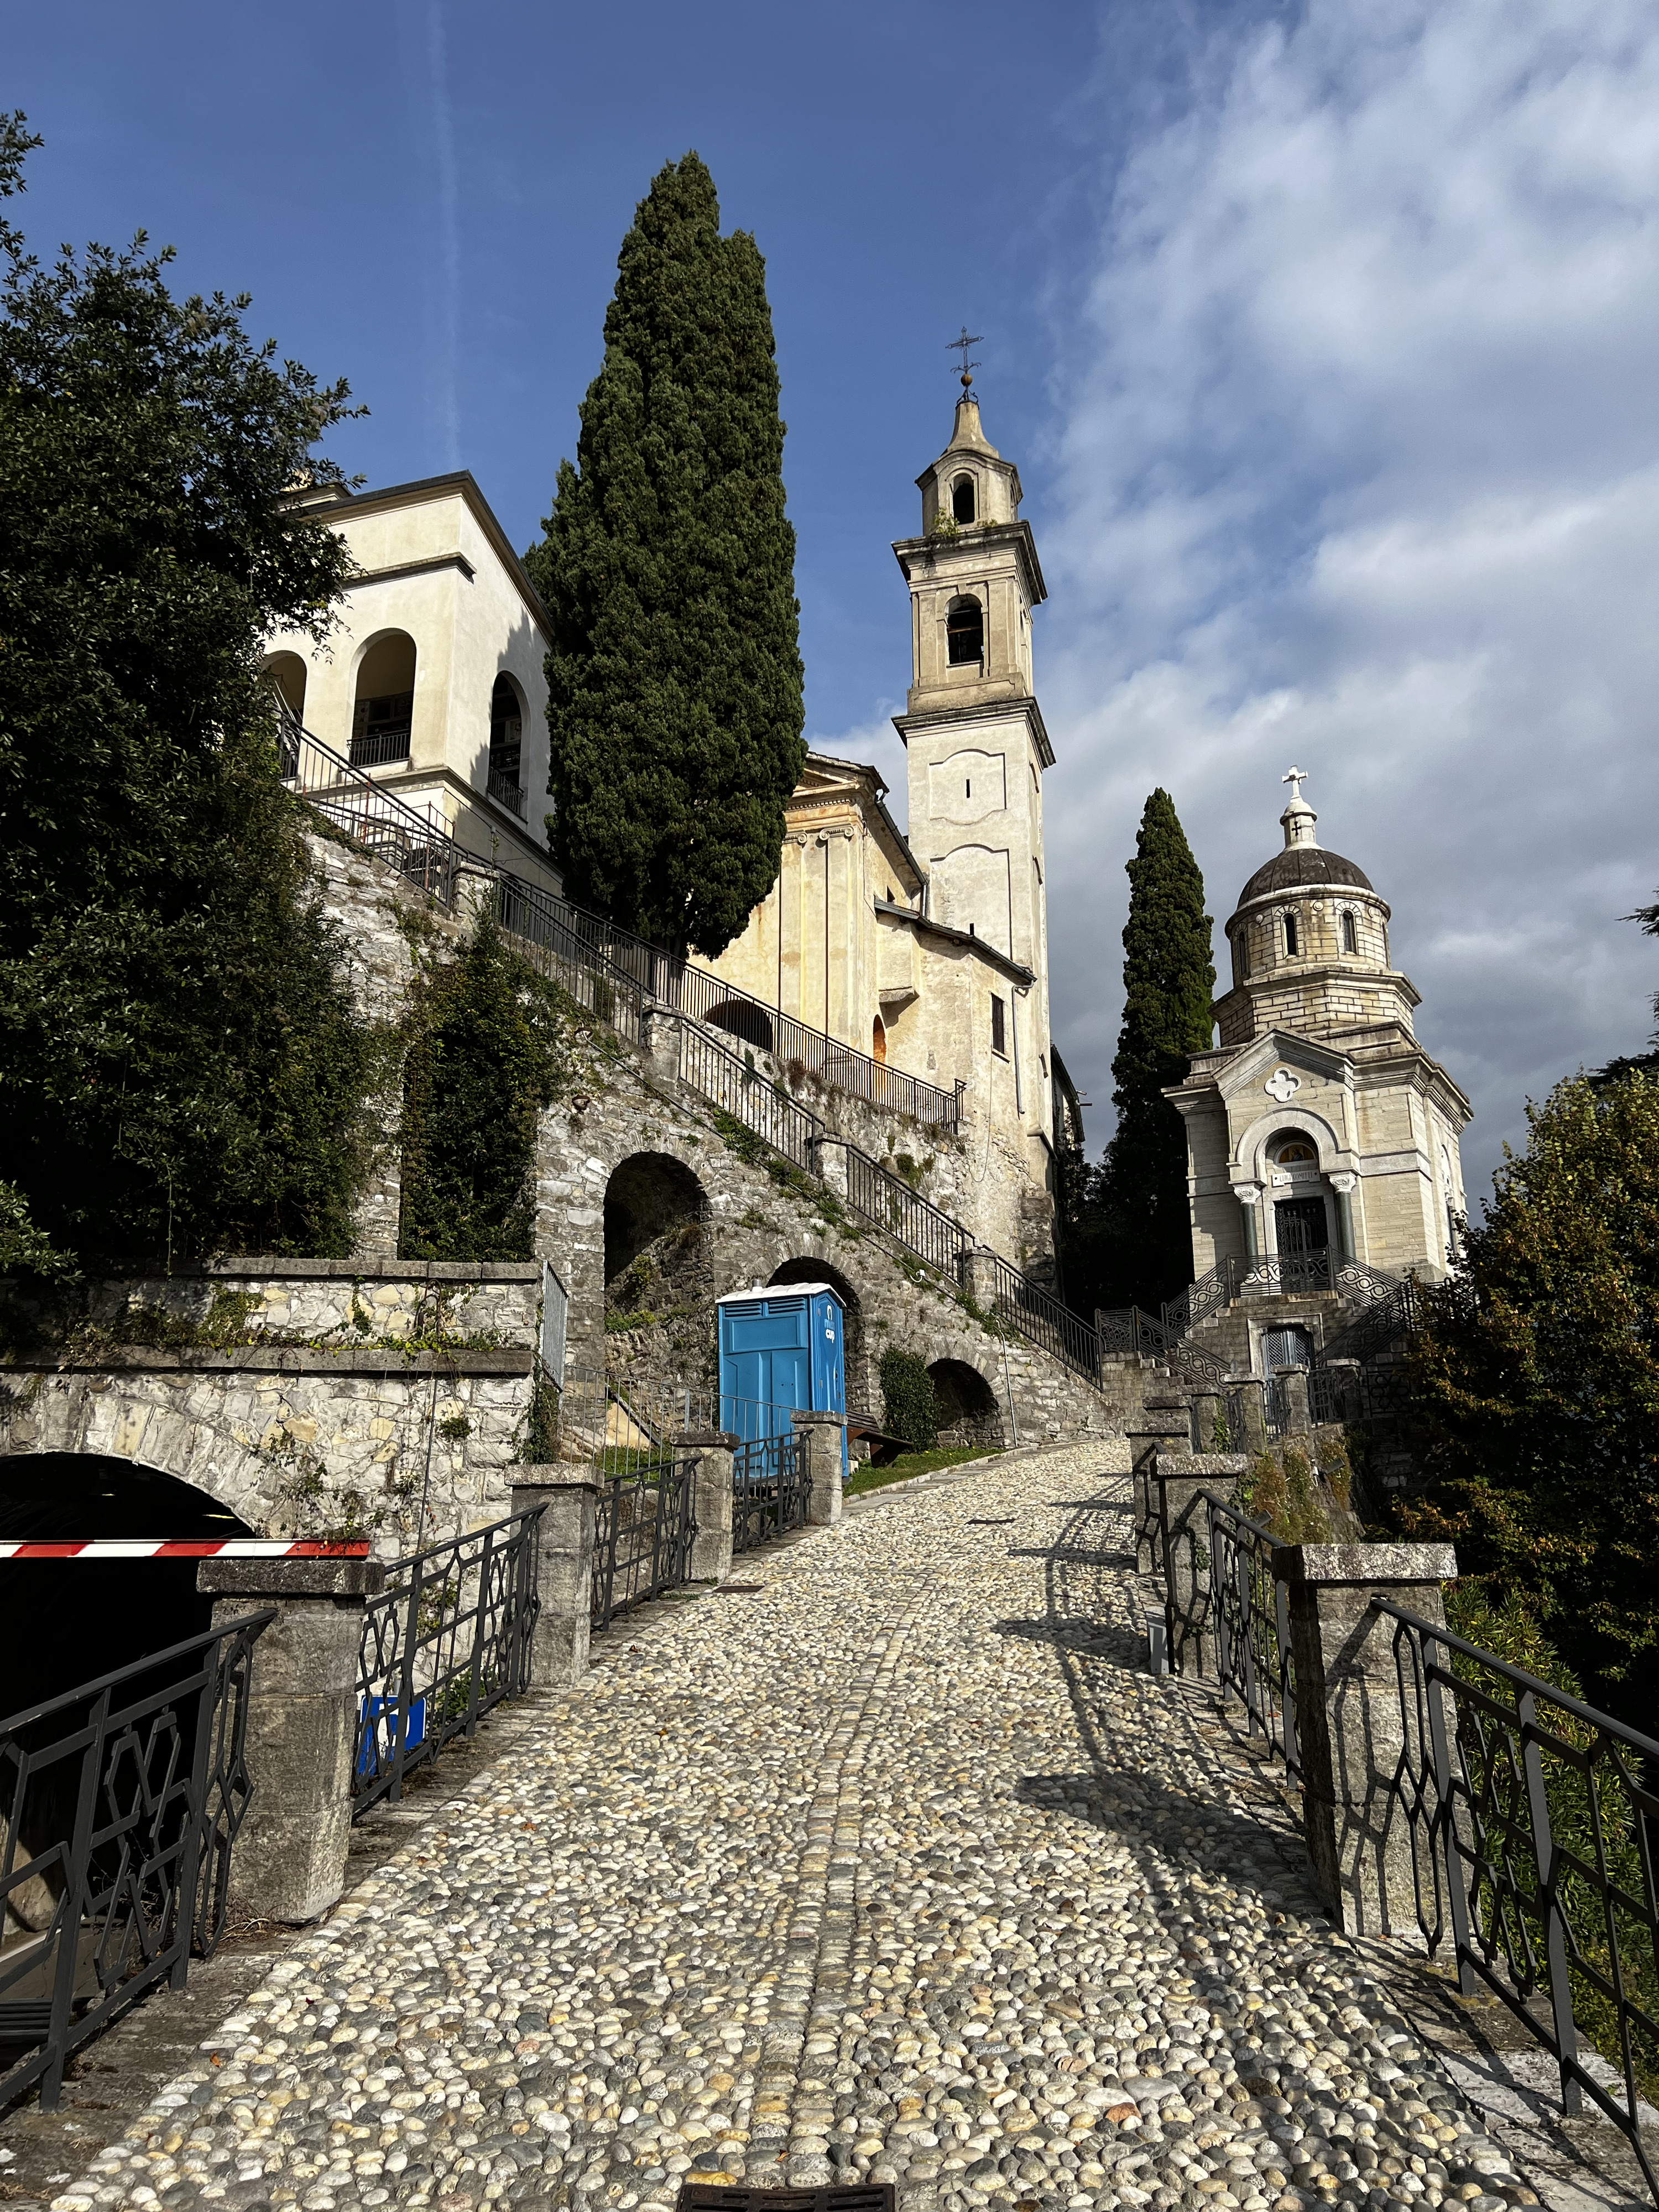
top-left (525, 153), bottom-right (805, 959)
top-left (1066, 791), bottom-right (1215, 1314)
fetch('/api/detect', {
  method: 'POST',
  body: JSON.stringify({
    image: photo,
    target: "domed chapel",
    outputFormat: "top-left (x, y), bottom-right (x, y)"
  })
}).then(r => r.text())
top-left (1165, 770), bottom-right (1472, 1305)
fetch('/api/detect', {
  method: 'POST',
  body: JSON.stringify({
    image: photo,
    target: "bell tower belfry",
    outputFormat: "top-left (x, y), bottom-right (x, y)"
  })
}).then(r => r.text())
top-left (891, 391), bottom-right (1054, 1153)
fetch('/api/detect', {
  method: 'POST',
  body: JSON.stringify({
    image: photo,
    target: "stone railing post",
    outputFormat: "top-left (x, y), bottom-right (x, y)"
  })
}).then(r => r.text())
top-left (958, 1246), bottom-right (1000, 1309)
top-left (792, 1410), bottom-right (846, 1527)
top-left (1281, 1542), bottom-right (1458, 1936)
top-left (1126, 1400), bottom-right (1192, 1574)
top-left (1225, 1373), bottom-right (1267, 1453)
top-left (639, 1001), bottom-right (680, 1086)
top-left (1324, 1358), bottom-right (1361, 1423)
top-left (197, 1555), bottom-right (386, 1924)
top-left (811, 1137), bottom-right (851, 1201)
top-left (1149, 1452), bottom-right (1246, 1678)
top-left (509, 1467), bottom-right (599, 1688)
top-left (1190, 1389), bottom-right (1222, 1451)
top-left (679, 1428), bottom-right (738, 1583)
top-left (1280, 1365), bottom-right (1312, 1434)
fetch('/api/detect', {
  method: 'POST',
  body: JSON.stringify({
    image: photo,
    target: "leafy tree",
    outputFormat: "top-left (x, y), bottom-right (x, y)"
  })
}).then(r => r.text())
top-left (0, 123), bottom-right (376, 1269)
top-left (398, 919), bottom-right (568, 1262)
top-left (1059, 791), bottom-right (1214, 1315)
top-left (1395, 1073), bottom-right (1659, 1726)
top-left (525, 152), bottom-right (805, 959)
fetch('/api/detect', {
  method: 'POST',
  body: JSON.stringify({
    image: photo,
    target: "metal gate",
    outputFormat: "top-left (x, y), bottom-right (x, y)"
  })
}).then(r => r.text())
top-left (591, 1458), bottom-right (697, 1631)
top-left (732, 1432), bottom-right (811, 1553)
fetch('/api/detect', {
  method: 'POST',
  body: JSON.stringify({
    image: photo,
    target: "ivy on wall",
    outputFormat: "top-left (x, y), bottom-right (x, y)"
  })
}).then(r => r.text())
top-left (880, 1347), bottom-right (937, 1454)
top-left (397, 916), bottom-right (570, 1263)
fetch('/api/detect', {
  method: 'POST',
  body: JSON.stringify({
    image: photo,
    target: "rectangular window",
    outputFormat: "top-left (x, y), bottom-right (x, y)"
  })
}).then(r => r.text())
top-left (1284, 912), bottom-right (1300, 957)
top-left (991, 994), bottom-right (1007, 1056)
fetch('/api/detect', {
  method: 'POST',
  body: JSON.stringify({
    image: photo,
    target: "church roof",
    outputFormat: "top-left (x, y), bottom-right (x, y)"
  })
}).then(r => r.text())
top-left (1238, 844), bottom-right (1373, 905)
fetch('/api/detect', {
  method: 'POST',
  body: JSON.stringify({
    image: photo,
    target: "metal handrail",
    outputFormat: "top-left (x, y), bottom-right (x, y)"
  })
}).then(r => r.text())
top-left (352, 1507), bottom-right (543, 1813)
top-left (1, 1613), bottom-right (274, 2109)
top-left (844, 1149), bottom-right (969, 1277)
top-left (591, 1457), bottom-right (697, 1630)
top-left (732, 1431), bottom-right (811, 1552)
top-left (1375, 1601), bottom-right (1659, 2203)
top-left (280, 715), bottom-right (961, 1129)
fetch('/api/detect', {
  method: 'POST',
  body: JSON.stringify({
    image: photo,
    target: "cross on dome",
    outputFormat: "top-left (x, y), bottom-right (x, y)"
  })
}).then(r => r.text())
top-left (1282, 765), bottom-right (1308, 803)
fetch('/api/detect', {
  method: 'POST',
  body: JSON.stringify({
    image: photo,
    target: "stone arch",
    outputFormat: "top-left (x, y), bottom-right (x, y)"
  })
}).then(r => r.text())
top-left (603, 1152), bottom-right (711, 1322)
top-left (766, 1256), bottom-right (866, 1409)
top-left (947, 593), bottom-right (983, 665)
top-left (707, 999), bottom-right (775, 1053)
top-left (1231, 1101), bottom-right (1347, 1188)
top-left (262, 649), bottom-right (308, 726)
top-left (487, 671), bottom-right (526, 813)
top-left (928, 1357), bottom-right (1003, 1451)
top-left (951, 473), bottom-right (977, 525)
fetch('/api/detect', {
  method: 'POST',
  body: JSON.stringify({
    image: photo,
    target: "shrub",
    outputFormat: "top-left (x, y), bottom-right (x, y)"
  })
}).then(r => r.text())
top-left (880, 1348), bottom-right (937, 1453)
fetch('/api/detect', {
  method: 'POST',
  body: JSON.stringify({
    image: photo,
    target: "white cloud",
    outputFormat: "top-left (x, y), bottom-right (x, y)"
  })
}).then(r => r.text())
top-left (1038, 0), bottom-right (1659, 1199)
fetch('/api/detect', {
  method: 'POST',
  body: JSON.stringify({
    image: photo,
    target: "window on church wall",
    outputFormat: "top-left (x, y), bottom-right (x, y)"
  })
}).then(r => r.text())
top-left (487, 674), bottom-right (525, 813)
top-left (1237, 930), bottom-right (1251, 982)
top-left (990, 994), bottom-right (1007, 1057)
top-left (951, 474), bottom-right (977, 525)
top-left (947, 596), bottom-right (984, 666)
top-left (1284, 912), bottom-right (1300, 957)
top-left (1342, 910), bottom-right (1357, 954)
top-left (351, 630), bottom-right (417, 769)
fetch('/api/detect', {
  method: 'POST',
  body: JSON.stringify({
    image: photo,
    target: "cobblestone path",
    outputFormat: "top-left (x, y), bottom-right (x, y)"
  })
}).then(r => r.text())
top-left (60, 1443), bottom-right (1546, 2212)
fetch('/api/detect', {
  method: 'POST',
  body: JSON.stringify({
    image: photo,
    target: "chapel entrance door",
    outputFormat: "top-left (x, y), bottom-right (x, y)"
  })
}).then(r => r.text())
top-left (1275, 1196), bottom-right (1330, 1293)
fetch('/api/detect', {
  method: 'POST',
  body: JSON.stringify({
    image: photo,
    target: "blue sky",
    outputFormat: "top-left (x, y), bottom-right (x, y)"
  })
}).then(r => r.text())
top-left (10, 0), bottom-right (1659, 1200)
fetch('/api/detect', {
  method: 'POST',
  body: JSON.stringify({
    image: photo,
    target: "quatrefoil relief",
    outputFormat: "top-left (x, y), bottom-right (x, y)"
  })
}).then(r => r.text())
top-left (1264, 1067), bottom-right (1301, 1103)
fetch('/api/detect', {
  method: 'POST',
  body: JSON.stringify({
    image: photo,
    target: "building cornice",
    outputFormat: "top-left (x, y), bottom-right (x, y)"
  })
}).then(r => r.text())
top-left (891, 519), bottom-right (1048, 606)
top-left (874, 898), bottom-right (1034, 987)
top-left (299, 469), bottom-right (552, 638)
top-left (892, 694), bottom-right (1055, 771)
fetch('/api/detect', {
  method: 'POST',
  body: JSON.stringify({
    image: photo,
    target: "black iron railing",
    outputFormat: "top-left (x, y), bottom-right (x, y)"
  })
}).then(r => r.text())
top-left (1379, 1604), bottom-right (1659, 2202)
top-left (1098, 1304), bottom-right (1229, 1390)
top-left (0, 1615), bottom-right (271, 2109)
top-left (731, 1432), bottom-right (811, 1552)
top-left (1204, 1496), bottom-right (1300, 1780)
top-left (352, 1509), bottom-right (543, 1814)
top-left (591, 1458), bottom-right (697, 1632)
top-left (1162, 1250), bottom-right (1400, 1338)
top-left (1318, 1275), bottom-right (1421, 1365)
top-left (845, 1149), bottom-right (969, 1276)
top-left (348, 725), bottom-right (412, 769)
top-left (680, 1024), bottom-right (825, 1173)
top-left (486, 766), bottom-right (527, 818)
top-left (980, 1249), bottom-right (1100, 1384)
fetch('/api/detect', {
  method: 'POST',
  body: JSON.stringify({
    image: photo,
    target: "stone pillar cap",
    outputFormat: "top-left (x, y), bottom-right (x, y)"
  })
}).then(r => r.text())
top-left (791, 1408), bottom-right (847, 1427)
top-left (1280, 1542), bottom-right (1456, 1587)
top-left (1151, 1452), bottom-right (1248, 1478)
top-left (198, 1557), bottom-right (386, 1598)
top-left (510, 1464), bottom-right (602, 1493)
top-left (679, 1428), bottom-right (740, 1448)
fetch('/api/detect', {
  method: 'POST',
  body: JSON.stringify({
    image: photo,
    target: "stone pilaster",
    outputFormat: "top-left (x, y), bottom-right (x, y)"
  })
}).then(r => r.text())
top-left (1149, 1451), bottom-right (1246, 1678)
top-left (680, 1428), bottom-right (739, 1583)
top-left (792, 1410), bottom-right (846, 1527)
top-left (509, 1467), bottom-right (599, 1688)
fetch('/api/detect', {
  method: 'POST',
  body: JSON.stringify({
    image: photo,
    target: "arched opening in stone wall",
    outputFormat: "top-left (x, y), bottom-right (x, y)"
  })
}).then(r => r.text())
top-left (603, 1154), bottom-right (711, 1327)
top-left (262, 649), bottom-right (308, 726)
top-left (708, 1000), bottom-right (775, 1053)
top-left (766, 1256), bottom-right (866, 1412)
top-left (928, 1358), bottom-right (1003, 1451)
top-left (351, 630), bottom-right (417, 767)
top-left (0, 1457), bottom-right (253, 1718)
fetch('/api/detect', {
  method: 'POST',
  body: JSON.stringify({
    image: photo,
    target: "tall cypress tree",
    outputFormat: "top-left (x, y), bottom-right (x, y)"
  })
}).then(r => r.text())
top-left (1063, 791), bottom-right (1215, 1315)
top-left (525, 153), bottom-right (805, 959)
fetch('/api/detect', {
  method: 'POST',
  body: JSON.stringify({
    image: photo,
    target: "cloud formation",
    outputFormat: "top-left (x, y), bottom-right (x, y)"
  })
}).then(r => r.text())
top-left (1037, 0), bottom-right (1659, 1198)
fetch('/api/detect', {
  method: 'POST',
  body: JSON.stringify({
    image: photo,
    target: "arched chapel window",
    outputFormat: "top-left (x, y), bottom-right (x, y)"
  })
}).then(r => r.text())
top-left (1274, 1138), bottom-right (1317, 1165)
top-left (351, 631), bottom-right (417, 768)
top-left (952, 474), bottom-right (977, 525)
top-left (947, 595), bottom-right (983, 666)
top-left (488, 674), bottom-right (526, 816)
top-left (1342, 911), bottom-right (1357, 954)
top-left (1284, 912), bottom-right (1299, 958)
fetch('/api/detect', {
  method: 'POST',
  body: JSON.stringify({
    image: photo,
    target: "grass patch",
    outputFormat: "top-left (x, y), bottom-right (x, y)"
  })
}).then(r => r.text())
top-left (846, 1446), bottom-right (1000, 1496)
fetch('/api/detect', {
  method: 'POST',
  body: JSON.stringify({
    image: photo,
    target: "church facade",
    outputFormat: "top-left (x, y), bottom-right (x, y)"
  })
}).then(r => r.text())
top-left (1167, 775), bottom-right (1472, 1292)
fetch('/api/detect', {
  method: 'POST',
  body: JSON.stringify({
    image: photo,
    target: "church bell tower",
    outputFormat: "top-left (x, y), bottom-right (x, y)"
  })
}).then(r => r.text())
top-left (891, 388), bottom-right (1054, 1133)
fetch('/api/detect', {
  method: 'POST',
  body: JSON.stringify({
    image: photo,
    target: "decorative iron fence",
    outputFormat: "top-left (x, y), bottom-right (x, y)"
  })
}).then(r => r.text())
top-left (1162, 1251), bottom-right (1402, 1339)
top-left (1204, 1496), bottom-right (1300, 1780)
top-left (1377, 1604), bottom-right (1659, 2201)
top-left (352, 1509), bottom-right (543, 1814)
top-left (680, 1024), bottom-right (825, 1173)
top-left (979, 1249), bottom-right (1100, 1384)
top-left (731, 1431), bottom-right (811, 1552)
top-left (1097, 1304), bottom-right (1229, 1390)
top-left (486, 767), bottom-right (527, 818)
top-left (0, 1614), bottom-right (272, 2109)
top-left (844, 1148), bottom-right (969, 1276)
top-left (1318, 1274), bottom-right (1420, 1366)
top-left (591, 1458), bottom-right (697, 1631)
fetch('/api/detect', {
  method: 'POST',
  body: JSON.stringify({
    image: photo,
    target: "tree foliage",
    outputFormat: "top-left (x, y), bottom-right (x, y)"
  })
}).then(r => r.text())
top-left (0, 124), bottom-right (377, 1269)
top-left (525, 152), bottom-right (805, 959)
top-left (1058, 791), bottom-right (1214, 1315)
top-left (398, 919), bottom-right (568, 1264)
top-left (1396, 1073), bottom-right (1659, 1725)
top-left (1592, 889), bottom-right (1659, 1086)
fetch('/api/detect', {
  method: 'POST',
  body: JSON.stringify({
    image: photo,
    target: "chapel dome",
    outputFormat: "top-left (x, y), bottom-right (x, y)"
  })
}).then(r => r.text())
top-left (1238, 844), bottom-right (1373, 906)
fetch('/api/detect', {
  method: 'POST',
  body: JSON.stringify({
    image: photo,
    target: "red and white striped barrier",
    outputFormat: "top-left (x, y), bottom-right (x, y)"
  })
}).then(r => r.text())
top-left (0, 1538), bottom-right (372, 1560)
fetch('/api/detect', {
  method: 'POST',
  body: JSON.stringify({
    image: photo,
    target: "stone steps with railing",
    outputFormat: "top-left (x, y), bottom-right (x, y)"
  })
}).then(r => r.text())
top-left (281, 718), bottom-right (1120, 1396)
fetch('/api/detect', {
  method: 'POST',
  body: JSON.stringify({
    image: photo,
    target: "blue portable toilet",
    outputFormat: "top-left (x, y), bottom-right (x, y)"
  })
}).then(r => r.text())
top-left (717, 1282), bottom-right (847, 1476)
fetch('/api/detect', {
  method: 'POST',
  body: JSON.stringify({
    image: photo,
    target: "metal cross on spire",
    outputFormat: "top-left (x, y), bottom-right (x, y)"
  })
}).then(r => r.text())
top-left (1282, 765), bottom-right (1309, 804)
top-left (948, 325), bottom-right (983, 390)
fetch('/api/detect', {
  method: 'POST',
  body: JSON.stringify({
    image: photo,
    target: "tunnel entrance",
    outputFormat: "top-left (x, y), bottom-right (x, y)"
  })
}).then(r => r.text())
top-left (0, 1458), bottom-right (253, 1721)
top-left (928, 1358), bottom-right (1004, 1451)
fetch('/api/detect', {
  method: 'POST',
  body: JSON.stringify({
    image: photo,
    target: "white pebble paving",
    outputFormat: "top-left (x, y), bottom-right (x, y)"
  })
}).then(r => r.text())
top-left (54, 1445), bottom-right (1541, 2212)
